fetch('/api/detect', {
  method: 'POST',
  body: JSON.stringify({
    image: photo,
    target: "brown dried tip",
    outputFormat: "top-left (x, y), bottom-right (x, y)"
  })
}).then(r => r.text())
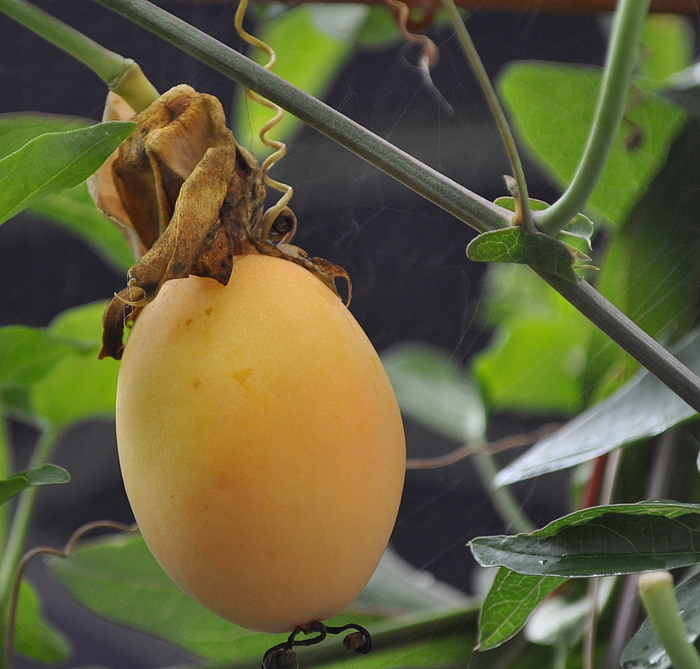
top-left (262, 648), bottom-right (298, 669)
top-left (91, 85), bottom-right (351, 360)
top-left (343, 631), bottom-right (372, 654)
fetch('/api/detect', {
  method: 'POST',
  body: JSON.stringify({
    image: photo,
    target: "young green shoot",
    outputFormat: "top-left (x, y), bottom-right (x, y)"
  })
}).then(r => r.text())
top-left (0, 0), bottom-right (158, 112)
top-left (638, 571), bottom-right (700, 669)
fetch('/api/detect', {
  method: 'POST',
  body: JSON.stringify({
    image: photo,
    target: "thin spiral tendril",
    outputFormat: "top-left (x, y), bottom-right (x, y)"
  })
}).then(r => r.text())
top-left (234, 0), bottom-right (294, 237)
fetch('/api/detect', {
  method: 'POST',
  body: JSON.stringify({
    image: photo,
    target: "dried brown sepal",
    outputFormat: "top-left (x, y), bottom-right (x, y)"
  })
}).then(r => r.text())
top-left (94, 84), bottom-right (351, 360)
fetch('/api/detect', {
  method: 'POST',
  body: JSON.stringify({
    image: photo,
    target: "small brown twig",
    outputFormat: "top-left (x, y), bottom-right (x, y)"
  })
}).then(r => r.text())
top-left (3, 520), bottom-right (138, 669)
top-left (406, 422), bottom-right (561, 470)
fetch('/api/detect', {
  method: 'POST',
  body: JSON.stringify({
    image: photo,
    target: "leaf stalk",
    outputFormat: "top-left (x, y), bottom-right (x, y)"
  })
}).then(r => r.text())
top-left (536, 0), bottom-right (652, 234)
top-left (439, 0), bottom-right (534, 233)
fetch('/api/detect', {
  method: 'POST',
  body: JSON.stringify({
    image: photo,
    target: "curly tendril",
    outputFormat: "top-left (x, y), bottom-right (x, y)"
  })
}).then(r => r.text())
top-left (234, 0), bottom-right (294, 237)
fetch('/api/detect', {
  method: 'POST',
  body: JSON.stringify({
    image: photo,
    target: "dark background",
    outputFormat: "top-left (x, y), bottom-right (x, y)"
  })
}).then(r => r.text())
top-left (0, 2), bottom-right (608, 666)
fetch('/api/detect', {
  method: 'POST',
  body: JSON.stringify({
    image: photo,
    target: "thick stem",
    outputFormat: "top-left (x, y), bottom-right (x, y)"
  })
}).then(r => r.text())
top-left (536, 0), bottom-right (652, 234)
top-left (638, 571), bottom-right (700, 669)
top-left (91, 0), bottom-right (509, 234)
top-left (439, 0), bottom-right (534, 233)
top-left (0, 0), bottom-right (158, 111)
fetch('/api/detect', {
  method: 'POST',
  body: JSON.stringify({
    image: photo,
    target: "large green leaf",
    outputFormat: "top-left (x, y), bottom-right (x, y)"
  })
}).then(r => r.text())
top-left (0, 113), bottom-right (89, 158)
top-left (622, 570), bottom-right (700, 669)
top-left (50, 533), bottom-right (281, 662)
top-left (473, 313), bottom-right (587, 415)
top-left (0, 114), bottom-right (133, 270)
top-left (30, 302), bottom-right (118, 428)
top-left (583, 117), bottom-right (700, 398)
top-left (499, 63), bottom-right (685, 227)
top-left (0, 121), bottom-right (135, 224)
top-left (0, 463), bottom-right (69, 505)
top-left (472, 261), bottom-right (591, 415)
top-left (14, 579), bottom-right (71, 663)
top-left (0, 327), bottom-right (92, 388)
top-left (234, 4), bottom-right (365, 156)
top-left (309, 634), bottom-right (472, 669)
top-left (49, 532), bottom-right (384, 663)
top-left (50, 530), bottom-right (478, 667)
top-left (639, 14), bottom-right (694, 82)
top-left (355, 547), bottom-right (471, 616)
top-left (496, 326), bottom-right (700, 486)
top-left (470, 502), bottom-right (700, 578)
top-left (0, 303), bottom-right (117, 428)
top-left (381, 342), bottom-right (485, 443)
top-left (477, 568), bottom-right (565, 651)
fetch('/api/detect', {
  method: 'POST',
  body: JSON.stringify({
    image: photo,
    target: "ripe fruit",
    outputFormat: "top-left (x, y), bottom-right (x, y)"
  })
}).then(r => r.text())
top-left (116, 253), bottom-right (406, 633)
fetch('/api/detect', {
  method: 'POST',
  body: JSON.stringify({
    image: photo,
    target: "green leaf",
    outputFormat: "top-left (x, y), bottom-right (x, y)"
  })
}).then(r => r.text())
top-left (640, 15), bottom-right (694, 82)
top-left (29, 184), bottom-right (133, 271)
top-left (496, 326), bottom-right (700, 486)
top-left (0, 115), bottom-right (133, 269)
top-left (470, 502), bottom-right (700, 578)
top-left (585, 118), bottom-right (700, 397)
top-left (473, 314), bottom-right (587, 415)
top-left (49, 532), bottom-right (380, 663)
top-left (28, 302), bottom-right (118, 428)
top-left (0, 326), bottom-right (92, 387)
top-left (234, 5), bottom-right (363, 156)
top-left (499, 63), bottom-right (685, 226)
top-left (0, 463), bottom-right (70, 505)
top-left (355, 546), bottom-right (471, 616)
top-left (381, 342), bottom-right (485, 442)
top-left (525, 576), bottom-right (614, 647)
top-left (622, 570), bottom-right (700, 669)
top-left (494, 197), bottom-right (594, 250)
top-left (0, 113), bottom-right (89, 158)
top-left (48, 301), bottom-right (109, 342)
top-left (0, 121), bottom-right (135, 224)
top-left (49, 533), bottom-right (281, 662)
top-left (477, 568), bottom-right (565, 650)
top-left (466, 228), bottom-right (579, 283)
top-left (0, 303), bottom-right (114, 427)
top-left (31, 352), bottom-right (118, 428)
top-left (313, 633), bottom-right (473, 669)
top-left (14, 579), bottom-right (71, 663)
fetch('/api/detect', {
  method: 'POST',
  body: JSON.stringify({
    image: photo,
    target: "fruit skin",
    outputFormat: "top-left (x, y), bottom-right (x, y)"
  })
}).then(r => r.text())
top-left (116, 253), bottom-right (406, 633)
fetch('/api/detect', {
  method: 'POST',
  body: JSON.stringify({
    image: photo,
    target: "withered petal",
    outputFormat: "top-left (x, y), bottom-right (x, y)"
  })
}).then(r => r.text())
top-left (99, 288), bottom-right (143, 360)
top-left (127, 142), bottom-right (236, 303)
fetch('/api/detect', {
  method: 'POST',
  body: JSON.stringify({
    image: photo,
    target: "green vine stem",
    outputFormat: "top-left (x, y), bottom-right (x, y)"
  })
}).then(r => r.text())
top-left (472, 449), bottom-right (534, 533)
top-left (0, 426), bottom-right (59, 612)
top-left (5, 0), bottom-right (699, 409)
top-left (0, 0), bottom-right (158, 112)
top-left (638, 571), bottom-right (700, 669)
top-left (439, 0), bottom-right (534, 233)
top-left (90, 0), bottom-right (700, 414)
top-left (535, 0), bottom-right (651, 235)
top-left (91, 0), bottom-right (510, 235)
